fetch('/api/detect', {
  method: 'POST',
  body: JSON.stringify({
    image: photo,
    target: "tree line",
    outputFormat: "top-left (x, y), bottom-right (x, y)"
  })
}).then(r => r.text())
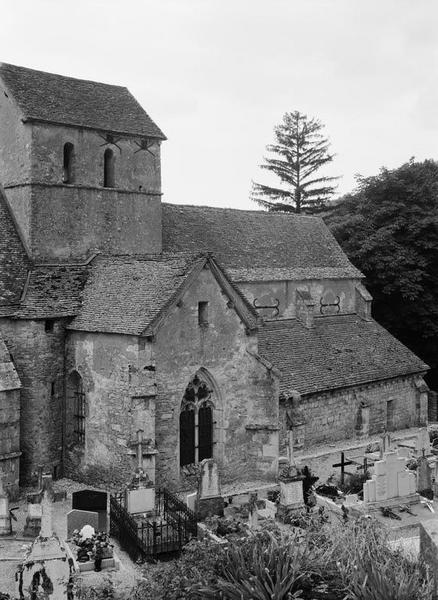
top-left (251, 113), bottom-right (438, 389)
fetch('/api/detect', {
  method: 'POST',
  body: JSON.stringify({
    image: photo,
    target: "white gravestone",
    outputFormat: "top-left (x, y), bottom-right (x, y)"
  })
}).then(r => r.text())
top-left (199, 459), bottom-right (221, 499)
top-left (0, 473), bottom-right (10, 535)
top-left (363, 450), bottom-right (417, 506)
top-left (126, 487), bottom-right (155, 514)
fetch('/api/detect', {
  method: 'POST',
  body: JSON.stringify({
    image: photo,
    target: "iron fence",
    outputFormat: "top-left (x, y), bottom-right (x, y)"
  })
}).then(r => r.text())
top-left (110, 487), bottom-right (198, 561)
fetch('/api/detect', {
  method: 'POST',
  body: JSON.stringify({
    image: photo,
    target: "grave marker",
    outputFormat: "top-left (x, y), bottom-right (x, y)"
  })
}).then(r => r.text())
top-left (0, 471), bottom-right (11, 536)
top-left (332, 452), bottom-right (354, 485)
top-left (125, 429), bottom-right (155, 514)
top-left (197, 459), bottom-right (224, 519)
top-left (67, 509), bottom-right (99, 538)
top-left (363, 450), bottom-right (418, 509)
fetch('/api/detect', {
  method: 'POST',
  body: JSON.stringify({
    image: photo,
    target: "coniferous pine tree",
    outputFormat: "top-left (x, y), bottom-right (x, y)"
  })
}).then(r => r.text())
top-left (251, 111), bottom-right (339, 214)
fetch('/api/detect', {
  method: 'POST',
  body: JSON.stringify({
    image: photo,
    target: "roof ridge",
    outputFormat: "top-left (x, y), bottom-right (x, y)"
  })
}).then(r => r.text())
top-left (162, 202), bottom-right (321, 220)
top-left (0, 62), bottom-right (127, 90)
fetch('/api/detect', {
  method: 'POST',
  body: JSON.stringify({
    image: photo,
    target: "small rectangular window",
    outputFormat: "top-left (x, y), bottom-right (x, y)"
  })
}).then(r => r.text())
top-left (198, 301), bottom-right (209, 327)
top-left (51, 381), bottom-right (56, 397)
top-left (45, 320), bottom-right (54, 333)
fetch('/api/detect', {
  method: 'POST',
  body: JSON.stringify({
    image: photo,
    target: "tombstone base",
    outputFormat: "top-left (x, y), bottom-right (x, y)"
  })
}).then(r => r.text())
top-left (197, 496), bottom-right (224, 520)
top-left (0, 514), bottom-right (11, 536)
top-left (364, 492), bottom-right (420, 512)
top-left (276, 502), bottom-right (305, 523)
top-left (23, 517), bottom-right (41, 538)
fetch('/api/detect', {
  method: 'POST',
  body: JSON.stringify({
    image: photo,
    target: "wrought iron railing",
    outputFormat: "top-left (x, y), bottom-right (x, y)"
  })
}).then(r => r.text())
top-left (110, 488), bottom-right (198, 561)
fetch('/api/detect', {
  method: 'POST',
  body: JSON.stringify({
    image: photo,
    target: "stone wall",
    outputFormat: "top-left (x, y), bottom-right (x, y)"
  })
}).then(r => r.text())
top-left (65, 331), bottom-right (156, 487)
top-left (154, 266), bottom-right (278, 487)
top-left (0, 388), bottom-right (20, 496)
top-left (30, 123), bottom-right (161, 192)
top-left (0, 318), bottom-right (66, 482)
top-left (238, 278), bottom-right (361, 320)
top-left (279, 375), bottom-right (426, 454)
top-left (65, 266), bottom-right (278, 489)
top-left (0, 85), bottom-right (32, 187)
top-left (7, 185), bottom-right (162, 260)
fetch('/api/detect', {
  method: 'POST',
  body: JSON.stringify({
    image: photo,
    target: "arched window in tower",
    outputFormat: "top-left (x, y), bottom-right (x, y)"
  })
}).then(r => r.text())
top-left (67, 371), bottom-right (86, 446)
top-left (103, 148), bottom-right (115, 188)
top-left (179, 374), bottom-right (214, 467)
top-left (63, 142), bottom-right (75, 183)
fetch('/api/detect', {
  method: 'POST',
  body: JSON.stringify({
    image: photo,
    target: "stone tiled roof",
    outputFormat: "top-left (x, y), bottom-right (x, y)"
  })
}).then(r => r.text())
top-left (0, 336), bottom-right (20, 391)
top-left (258, 315), bottom-right (429, 396)
top-left (0, 63), bottom-right (166, 139)
top-left (70, 253), bottom-right (258, 336)
top-left (162, 204), bottom-right (362, 282)
top-left (0, 186), bottom-right (30, 312)
top-left (14, 265), bottom-right (90, 319)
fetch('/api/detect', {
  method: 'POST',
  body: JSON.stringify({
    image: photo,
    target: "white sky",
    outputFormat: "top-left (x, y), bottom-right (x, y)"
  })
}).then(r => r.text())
top-left (2, 0), bottom-right (438, 209)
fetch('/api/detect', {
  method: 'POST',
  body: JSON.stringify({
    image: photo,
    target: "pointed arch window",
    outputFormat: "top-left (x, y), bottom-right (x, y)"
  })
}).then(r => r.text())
top-left (63, 142), bottom-right (75, 183)
top-left (179, 374), bottom-right (214, 467)
top-left (103, 148), bottom-right (115, 188)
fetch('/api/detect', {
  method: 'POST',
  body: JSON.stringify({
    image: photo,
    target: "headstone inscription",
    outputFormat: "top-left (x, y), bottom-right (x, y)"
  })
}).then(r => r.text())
top-left (197, 459), bottom-right (224, 519)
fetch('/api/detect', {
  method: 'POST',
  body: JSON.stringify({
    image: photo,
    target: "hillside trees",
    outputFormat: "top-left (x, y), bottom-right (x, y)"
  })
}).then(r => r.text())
top-left (326, 159), bottom-right (438, 388)
top-left (250, 111), bottom-right (339, 214)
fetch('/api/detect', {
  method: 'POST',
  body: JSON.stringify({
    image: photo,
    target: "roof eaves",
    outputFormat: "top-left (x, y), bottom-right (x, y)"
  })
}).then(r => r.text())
top-left (21, 116), bottom-right (167, 140)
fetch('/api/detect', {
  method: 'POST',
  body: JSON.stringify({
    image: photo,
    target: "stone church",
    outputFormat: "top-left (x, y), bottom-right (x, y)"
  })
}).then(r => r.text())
top-left (0, 63), bottom-right (429, 495)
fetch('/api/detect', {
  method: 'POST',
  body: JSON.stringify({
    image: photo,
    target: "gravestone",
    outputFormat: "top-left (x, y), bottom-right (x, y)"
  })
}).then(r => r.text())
top-left (197, 459), bottom-right (224, 519)
top-left (416, 428), bottom-right (431, 456)
top-left (23, 502), bottom-right (42, 537)
top-left (379, 431), bottom-right (392, 458)
top-left (72, 489), bottom-right (108, 532)
top-left (277, 465), bottom-right (305, 522)
top-left (186, 491), bottom-right (197, 513)
top-left (247, 492), bottom-right (258, 530)
top-left (417, 453), bottom-right (433, 499)
top-left (363, 450), bottom-right (418, 509)
top-left (0, 472), bottom-right (11, 535)
top-left (17, 491), bottom-right (73, 599)
top-left (67, 509), bottom-right (99, 538)
top-left (125, 429), bottom-right (156, 514)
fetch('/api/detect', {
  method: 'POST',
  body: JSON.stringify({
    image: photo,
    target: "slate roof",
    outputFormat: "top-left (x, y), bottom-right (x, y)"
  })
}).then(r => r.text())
top-left (69, 253), bottom-right (258, 336)
top-left (258, 315), bottom-right (429, 396)
top-left (0, 186), bottom-right (30, 313)
top-left (14, 265), bottom-right (90, 319)
top-left (0, 335), bottom-right (20, 391)
top-left (0, 63), bottom-right (166, 139)
top-left (162, 204), bottom-right (362, 281)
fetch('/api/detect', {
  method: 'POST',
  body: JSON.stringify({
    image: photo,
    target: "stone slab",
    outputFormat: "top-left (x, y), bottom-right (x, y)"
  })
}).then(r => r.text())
top-left (279, 479), bottom-right (304, 507)
top-left (67, 509), bottom-right (99, 538)
top-left (197, 495), bottom-right (224, 520)
top-left (126, 487), bottom-right (155, 514)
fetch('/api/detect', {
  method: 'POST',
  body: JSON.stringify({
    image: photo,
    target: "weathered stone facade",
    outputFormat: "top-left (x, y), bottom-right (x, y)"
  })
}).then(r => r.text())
top-left (0, 63), bottom-right (430, 492)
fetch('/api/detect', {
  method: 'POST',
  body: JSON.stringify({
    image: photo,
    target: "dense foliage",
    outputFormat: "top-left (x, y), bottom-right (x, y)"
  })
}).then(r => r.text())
top-left (251, 111), bottom-right (339, 214)
top-left (74, 516), bottom-right (432, 599)
top-left (326, 159), bottom-right (438, 389)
